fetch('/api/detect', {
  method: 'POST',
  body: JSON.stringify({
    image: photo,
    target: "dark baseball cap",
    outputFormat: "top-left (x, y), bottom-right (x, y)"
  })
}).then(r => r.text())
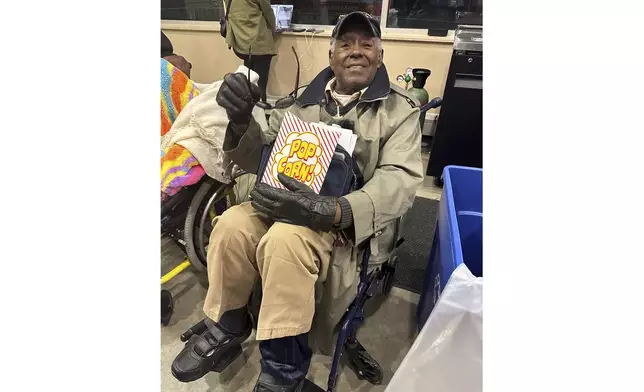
top-left (331, 11), bottom-right (382, 40)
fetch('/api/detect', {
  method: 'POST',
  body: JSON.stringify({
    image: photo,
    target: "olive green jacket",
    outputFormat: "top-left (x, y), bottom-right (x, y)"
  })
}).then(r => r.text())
top-left (224, 65), bottom-right (423, 352)
top-left (225, 0), bottom-right (276, 55)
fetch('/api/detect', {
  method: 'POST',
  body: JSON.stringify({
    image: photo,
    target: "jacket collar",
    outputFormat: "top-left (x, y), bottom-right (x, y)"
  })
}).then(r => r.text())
top-left (297, 65), bottom-right (391, 107)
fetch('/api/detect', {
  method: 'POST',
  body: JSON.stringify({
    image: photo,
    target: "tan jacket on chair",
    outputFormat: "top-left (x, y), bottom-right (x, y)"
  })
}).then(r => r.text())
top-left (224, 65), bottom-right (424, 353)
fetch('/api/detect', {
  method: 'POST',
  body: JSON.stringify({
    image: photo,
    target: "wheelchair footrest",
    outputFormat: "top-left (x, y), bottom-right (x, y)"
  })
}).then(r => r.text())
top-left (211, 344), bottom-right (243, 373)
top-left (344, 339), bottom-right (383, 385)
top-left (301, 378), bottom-right (325, 392)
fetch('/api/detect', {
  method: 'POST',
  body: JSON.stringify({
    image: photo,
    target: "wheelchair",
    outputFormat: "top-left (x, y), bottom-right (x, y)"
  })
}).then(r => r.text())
top-left (161, 175), bottom-right (236, 271)
top-left (161, 174), bottom-right (237, 326)
top-left (168, 96), bottom-right (444, 391)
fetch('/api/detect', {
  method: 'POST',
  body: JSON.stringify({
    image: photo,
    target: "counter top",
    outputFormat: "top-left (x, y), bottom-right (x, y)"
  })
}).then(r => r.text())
top-left (161, 20), bottom-right (454, 44)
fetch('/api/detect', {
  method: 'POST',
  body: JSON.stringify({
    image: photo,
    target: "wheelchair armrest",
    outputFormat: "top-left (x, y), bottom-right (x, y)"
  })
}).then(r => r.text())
top-left (358, 214), bottom-right (407, 278)
top-left (230, 165), bottom-right (248, 181)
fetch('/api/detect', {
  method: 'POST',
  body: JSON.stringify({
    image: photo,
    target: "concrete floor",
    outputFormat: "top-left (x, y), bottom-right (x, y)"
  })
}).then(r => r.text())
top-left (161, 153), bottom-right (442, 392)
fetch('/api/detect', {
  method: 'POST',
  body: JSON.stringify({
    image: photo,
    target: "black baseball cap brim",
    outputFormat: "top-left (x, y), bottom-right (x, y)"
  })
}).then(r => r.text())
top-left (331, 12), bottom-right (382, 40)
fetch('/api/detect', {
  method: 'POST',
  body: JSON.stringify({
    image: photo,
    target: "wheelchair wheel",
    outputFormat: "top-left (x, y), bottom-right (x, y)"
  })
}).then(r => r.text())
top-left (433, 176), bottom-right (444, 188)
top-left (161, 289), bottom-right (173, 326)
top-left (161, 185), bottom-right (199, 236)
top-left (184, 179), bottom-right (229, 271)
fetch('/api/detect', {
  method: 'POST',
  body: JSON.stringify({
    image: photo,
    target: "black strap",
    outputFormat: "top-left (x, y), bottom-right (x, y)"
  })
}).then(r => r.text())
top-left (224, 0), bottom-right (233, 20)
top-left (191, 334), bottom-right (215, 356)
top-left (207, 323), bottom-right (228, 343)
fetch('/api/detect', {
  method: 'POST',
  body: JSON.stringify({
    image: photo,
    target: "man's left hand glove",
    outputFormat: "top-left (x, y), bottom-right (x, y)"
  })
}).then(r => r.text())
top-left (250, 173), bottom-right (338, 232)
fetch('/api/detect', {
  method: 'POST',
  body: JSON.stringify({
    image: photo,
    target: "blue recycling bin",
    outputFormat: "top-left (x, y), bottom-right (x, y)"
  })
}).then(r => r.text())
top-left (417, 166), bottom-right (483, 330)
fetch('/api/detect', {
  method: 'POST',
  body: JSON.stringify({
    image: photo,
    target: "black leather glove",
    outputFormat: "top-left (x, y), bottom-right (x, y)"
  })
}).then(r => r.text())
top-left (250, 173), bottom-right (339, 232)
top-left (216, 73), bottom-right (261, 137)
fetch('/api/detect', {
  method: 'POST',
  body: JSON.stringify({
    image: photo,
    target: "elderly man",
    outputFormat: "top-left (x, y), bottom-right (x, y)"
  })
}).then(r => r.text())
top-left (171, 11), bottom-right (423, 392)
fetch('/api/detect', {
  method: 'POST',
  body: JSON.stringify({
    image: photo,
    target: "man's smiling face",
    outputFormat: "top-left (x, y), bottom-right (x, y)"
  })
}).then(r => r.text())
top-left (329, 26), bottom-right (383, 95)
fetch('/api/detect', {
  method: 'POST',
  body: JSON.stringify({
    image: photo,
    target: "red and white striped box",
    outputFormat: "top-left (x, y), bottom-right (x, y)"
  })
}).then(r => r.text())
top-left (260, 111), bottom-right (341, 194)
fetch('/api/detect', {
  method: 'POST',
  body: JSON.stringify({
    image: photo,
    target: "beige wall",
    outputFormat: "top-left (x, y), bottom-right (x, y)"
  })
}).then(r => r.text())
top-left (162, 24), bottom-right (453, 114)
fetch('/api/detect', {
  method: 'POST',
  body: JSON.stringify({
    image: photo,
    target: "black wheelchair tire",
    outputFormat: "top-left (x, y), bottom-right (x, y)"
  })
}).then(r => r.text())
top-left (184, 179), bottom-right (221, 272)
top-left (161, 289), bottom-right (174, 326)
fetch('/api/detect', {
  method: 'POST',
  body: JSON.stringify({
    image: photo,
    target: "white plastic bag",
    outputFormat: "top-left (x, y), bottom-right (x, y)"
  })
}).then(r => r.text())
top-left (386, 264), bottom-right (482, 392)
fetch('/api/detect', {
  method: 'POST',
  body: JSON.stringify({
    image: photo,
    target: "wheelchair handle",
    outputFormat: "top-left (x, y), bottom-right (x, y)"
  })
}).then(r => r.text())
top-left (231, 166), bottom-right (247, 180)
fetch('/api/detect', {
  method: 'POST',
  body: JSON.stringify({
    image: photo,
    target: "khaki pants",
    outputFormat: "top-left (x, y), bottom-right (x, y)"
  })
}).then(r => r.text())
top-left (203, 202), bottom-right (335, 340)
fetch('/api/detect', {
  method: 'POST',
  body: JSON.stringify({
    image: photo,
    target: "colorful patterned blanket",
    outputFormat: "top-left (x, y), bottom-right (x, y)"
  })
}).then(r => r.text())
top-left (161, 58), bottom-right (199, 136)
top-left (160, 59), bottom-right (205, 201)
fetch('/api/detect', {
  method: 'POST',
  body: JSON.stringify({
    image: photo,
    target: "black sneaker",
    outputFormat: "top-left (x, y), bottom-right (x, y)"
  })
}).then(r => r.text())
top-left (171, 318), bottom-right (251, 382)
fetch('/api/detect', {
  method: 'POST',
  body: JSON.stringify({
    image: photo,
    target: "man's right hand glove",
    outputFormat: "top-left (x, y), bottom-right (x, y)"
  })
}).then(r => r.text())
top-left (216, 73), bottom-right (261, 140)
